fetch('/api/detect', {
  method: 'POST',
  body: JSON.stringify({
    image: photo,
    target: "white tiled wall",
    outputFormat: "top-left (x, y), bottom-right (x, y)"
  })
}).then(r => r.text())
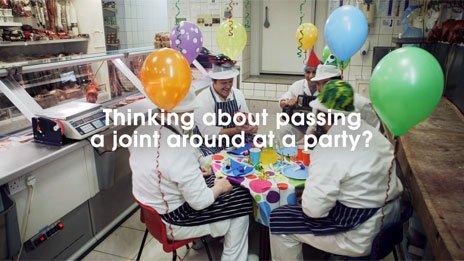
top-left (115, 0), bottom-right (169, 49)
top-left (241, 82), bottom-right (291, 102)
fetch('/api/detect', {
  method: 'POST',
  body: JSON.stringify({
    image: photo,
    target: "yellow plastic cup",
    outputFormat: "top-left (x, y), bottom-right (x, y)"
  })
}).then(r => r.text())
top-left (260, 147), bottom-right (279, 165)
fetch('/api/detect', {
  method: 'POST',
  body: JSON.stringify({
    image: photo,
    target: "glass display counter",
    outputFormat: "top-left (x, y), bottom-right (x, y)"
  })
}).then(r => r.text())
top-left (0, 47), bottom-right (153, 136)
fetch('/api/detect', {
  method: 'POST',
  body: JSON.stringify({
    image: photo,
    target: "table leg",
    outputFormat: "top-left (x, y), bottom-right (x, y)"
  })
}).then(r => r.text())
top-left (258, 223), bottom-right (271, 261)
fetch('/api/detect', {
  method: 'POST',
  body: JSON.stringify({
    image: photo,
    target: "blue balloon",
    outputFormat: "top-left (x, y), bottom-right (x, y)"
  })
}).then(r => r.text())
top-left (324, 5), bottom-right (368, 61)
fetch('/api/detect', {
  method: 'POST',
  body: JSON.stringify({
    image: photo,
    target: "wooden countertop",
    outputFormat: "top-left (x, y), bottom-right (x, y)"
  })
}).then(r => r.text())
top-left (396, 98), bottom-right (464, 260)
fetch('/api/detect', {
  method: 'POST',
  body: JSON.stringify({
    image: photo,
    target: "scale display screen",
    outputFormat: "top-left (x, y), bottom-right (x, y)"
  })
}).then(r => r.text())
top-left (70, 111), bottom-right (111, 135)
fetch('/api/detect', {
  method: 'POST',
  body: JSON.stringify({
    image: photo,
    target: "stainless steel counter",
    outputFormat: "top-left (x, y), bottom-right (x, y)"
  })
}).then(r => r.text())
top-left (0, 97), bottom-right (154, 185)
top-left (0, 140), bottom-right (88, 185)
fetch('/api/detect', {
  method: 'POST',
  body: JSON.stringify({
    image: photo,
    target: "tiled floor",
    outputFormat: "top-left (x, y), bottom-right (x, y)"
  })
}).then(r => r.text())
top-left (82, 209), bottom-right (260, 261)
top-left (82, 209), bottom-right (396, 260)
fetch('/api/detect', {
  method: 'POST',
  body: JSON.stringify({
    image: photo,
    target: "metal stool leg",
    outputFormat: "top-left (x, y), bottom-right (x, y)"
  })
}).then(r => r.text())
top-left (136, 228), bottom-right (149, 261)
top-left (172, 249), bottom-right (177, 261)
top-left (201, 237), bottom-right (213, 261)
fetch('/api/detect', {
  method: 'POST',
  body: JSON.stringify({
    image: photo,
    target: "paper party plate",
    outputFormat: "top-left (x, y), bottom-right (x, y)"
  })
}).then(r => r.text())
top-left (277, 147), bottom-right (297, 157)
top-left (221, 159), bottom-right (254, 177)
top-left (281, 164), bottom-right (309, 180)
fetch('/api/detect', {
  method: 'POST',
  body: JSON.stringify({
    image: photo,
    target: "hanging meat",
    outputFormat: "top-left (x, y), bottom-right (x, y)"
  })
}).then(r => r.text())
top-left (0, 0), bottom-right (10, 9)
top-left (45, 0), bottom-right (56, 31)
top-left (55, 0), bottom-right (63, 31)
top-left (85, 78), bottom-right (99, 103)
top-left (11, 0), bottom-right (33, 17)
top-left (108, 63), bottom-right (123, 97)
top-left (65, 0), bottom-right (78, 36)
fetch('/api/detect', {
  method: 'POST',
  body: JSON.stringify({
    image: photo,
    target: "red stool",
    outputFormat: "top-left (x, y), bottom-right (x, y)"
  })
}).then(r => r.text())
top-left (135, 201), bottom-right (213, 261)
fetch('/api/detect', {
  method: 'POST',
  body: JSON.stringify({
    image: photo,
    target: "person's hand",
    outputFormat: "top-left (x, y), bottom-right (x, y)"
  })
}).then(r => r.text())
top-left (243, 125), bottom-right (258, 134)
top-left (279, 99), bottom-right (290, 108)
top-left (200, 167), bottom-right (211, 177)
top-left (288, 98), bottom-right (298, 107)
top-left (214, 178), bottom-right (233, 194)
top-left (235, 125), bottom-right (247, 134)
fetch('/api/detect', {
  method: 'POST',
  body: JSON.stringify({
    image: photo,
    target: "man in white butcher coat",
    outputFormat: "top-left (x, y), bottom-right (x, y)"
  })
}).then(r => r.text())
top-left (130, 88), bottom-right (252, 261)
top-left (194, 54), bottom-right (257, 155)
top-left (277, 63), bottom-right (319, 142)
top-left (269, 80), bottom-right (403, 259)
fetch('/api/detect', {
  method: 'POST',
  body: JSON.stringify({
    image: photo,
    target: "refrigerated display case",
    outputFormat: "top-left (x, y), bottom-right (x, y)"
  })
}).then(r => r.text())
top-left (0, 47), bottom-right (153, 136)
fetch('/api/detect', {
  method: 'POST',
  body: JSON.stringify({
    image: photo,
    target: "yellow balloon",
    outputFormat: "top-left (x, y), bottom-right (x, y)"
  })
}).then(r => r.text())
top-left (295, 23), bottom-right (318, 51)
top-left (216, 19), bottom-right (247, 59)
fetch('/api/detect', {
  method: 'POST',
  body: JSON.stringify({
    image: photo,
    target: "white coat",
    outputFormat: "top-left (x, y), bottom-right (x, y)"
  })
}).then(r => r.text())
top-left (271, 120), bottom-right (403, 258)
top-left (194, 87), bottom-right (249, 137)
top-left (130, 124), bottom-right (249, 260)
top-left (277, 79), bottom-right (319, 141)
top-left (354, 93), bottom-right (380, 130)
top-left (279, 79), bottom-right (318, 102)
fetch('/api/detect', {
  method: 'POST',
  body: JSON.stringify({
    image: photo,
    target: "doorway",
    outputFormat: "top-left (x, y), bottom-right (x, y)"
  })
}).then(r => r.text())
top-left (260, 0), bottom-right (316, 75)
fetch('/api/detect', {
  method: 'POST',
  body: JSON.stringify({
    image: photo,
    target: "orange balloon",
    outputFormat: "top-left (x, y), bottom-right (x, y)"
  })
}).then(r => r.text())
top-left (140, 48), bottom-right (192, 111)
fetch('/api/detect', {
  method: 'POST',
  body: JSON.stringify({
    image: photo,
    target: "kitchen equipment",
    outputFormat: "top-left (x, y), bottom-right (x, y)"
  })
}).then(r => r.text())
top-left (264, 6), bottom-right (270, 28)
top-left (35, 101), bottom-right (109, 140)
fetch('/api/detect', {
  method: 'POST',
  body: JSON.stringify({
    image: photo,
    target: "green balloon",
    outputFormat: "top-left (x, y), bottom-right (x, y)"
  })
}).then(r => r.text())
top-left (369, 47), bottom-right (444, 136)
top-left (322, 45), bottom-right (350, 70)
top-left (322, 46), bottom-right (331, 63)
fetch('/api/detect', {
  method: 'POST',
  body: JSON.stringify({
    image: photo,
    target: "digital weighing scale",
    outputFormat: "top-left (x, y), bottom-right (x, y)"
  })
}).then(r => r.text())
top-left (36, 101), bottom-right (110, 140)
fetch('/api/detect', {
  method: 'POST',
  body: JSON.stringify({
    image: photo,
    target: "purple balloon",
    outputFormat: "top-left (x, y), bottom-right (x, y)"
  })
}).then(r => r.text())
top-left (170, 21), bottom-right (203, 64)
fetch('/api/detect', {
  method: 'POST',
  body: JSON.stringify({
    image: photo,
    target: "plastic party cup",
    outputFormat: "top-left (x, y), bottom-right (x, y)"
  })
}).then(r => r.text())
top-left (302, 150), bottom-right (311, 166)
top-left (294, 145), bottom-right (304, 162)
top-left (249, 148), bottom-right (261, 166)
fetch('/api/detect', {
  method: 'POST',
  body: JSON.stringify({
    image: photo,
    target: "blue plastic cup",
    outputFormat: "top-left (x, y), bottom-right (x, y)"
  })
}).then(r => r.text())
top-left (249, 148), bottom-right (261, 166)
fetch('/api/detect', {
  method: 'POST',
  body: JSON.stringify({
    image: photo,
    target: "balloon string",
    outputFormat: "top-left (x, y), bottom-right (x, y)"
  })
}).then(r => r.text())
top-left (175, 0), bottom-right (181, 50)
top-left (175, 0), bottom-right (180, 25)
top-left (297, 0), bottom-right (307, 58)
top-left (380, 137), bottom-right (398, 229)
top-left (244, 0), bottom-right (251, 29)
top-left (298, 0), bottom-right (307, 24)
top-left (228, 0), bottom-right (234, 37)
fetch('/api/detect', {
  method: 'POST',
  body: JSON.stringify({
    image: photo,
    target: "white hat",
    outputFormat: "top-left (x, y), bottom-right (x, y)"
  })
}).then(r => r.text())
top-left (208, 64), bottom-right (239, 80)
top-left (311, 64), bottom-right (341, 82)
top-left (172, 88), bottom-right (199, 113)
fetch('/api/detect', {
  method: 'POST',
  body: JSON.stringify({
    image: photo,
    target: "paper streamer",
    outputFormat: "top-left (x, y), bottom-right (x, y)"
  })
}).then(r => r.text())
top-left (228, 0), bottom-right (235, 36)
top-left (297, 0), bottom-right (308, 58)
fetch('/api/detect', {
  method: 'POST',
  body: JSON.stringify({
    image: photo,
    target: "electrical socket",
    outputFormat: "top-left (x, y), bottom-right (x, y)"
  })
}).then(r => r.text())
top-left (8, 176), bottom-right (27, 195)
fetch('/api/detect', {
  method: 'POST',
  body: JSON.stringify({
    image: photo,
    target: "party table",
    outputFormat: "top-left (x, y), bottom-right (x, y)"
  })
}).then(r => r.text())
top-left (210, 149), bottom-right (308, 226)
top-left (209, 147), bottom-right (310, 261)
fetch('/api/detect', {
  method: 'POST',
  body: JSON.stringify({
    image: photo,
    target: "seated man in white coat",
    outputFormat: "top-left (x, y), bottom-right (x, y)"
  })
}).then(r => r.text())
top-left (269, 80), bottom-right (403, 259)
top-left (130, 88), bottom-right (252, 261)
top-left (277, 61), bottom-right (319, 142)
top-left (194, 54), bottom-right (257, 155)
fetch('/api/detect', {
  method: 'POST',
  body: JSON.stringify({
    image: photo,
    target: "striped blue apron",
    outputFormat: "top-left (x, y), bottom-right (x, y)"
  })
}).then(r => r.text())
top-left (269, 202), bottom-right (379, 235)
top-left (158, 123), bottom-right (253, 226)
top-left (194, 87), bottom-right (253, 156)
top-left (161, 174), bottom-right (253, 226)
